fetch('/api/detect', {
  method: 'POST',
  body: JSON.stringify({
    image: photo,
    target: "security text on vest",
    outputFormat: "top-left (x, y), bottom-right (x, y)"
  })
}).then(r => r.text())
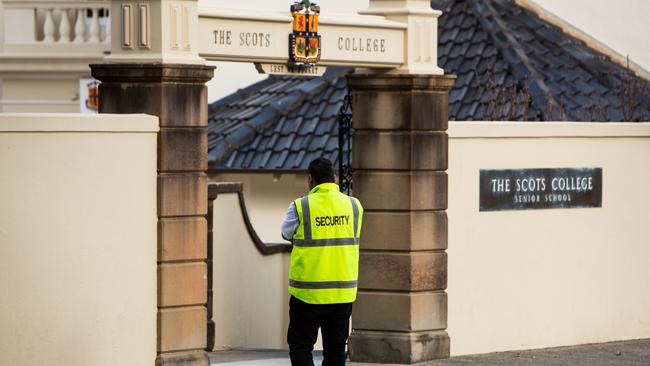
top-left (314, 215), bottom-right (350, 227)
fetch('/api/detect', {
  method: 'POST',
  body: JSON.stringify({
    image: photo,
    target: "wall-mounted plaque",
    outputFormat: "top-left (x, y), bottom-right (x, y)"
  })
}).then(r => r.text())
top-left (480, 168), bottom-right (603, 212)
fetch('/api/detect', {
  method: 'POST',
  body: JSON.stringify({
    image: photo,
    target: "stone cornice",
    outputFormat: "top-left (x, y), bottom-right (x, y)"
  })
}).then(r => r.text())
top-left (90, 63), bottom-right (215, 83)
top-left (347, 73), bottom-right (456, 91)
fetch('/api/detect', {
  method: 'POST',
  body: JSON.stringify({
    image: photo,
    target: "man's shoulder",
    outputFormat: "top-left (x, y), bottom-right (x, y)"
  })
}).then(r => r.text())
top-left (291, 196), bottom-right (308, 212)
top-left (293, 195), bottom-right (308, 205)
top-left (350, 195), bottom-right (363, 210)
top-left (337, 192), bottom-right (363, 209)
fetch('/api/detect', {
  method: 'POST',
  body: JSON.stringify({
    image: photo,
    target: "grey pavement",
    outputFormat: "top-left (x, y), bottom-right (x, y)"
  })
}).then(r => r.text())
top-left (210, 338), bottom-right (650, 365)
top-left (209, 350), bottom-right (321, 365)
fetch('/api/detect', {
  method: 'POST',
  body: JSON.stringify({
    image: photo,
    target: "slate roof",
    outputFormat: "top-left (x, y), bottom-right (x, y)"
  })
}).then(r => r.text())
top-left (208, 0), bottom-right (650, 171)
top-left (435, 0), bottom-right (650, 121)
top-left (208, 67), bottom-right (351, 171)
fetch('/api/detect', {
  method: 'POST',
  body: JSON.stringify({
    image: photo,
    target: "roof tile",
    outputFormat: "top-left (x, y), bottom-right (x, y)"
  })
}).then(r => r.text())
top-left (208, 0), bottom-right (650, 170)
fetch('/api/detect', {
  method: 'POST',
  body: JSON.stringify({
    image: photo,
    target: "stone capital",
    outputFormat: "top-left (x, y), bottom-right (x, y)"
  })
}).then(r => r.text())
top-left (361, 0), bottom-right (445, 75)
top-left (91, 63), bottom-right (215, 83)
top-left (348, 73), bottom-right (456, 91)
top-left (106, 0), bottom-right (205, 65)
top-left (348, 74), bottom-right (455, 132)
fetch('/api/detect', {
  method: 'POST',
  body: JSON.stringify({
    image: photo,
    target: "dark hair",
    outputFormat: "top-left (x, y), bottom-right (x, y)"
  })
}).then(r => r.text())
top-left (308, 158), bottom-right (336, 184)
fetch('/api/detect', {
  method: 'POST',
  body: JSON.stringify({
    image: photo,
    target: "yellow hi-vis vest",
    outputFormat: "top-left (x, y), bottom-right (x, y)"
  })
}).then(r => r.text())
top-left (289, 183), bottom-right (363, 304)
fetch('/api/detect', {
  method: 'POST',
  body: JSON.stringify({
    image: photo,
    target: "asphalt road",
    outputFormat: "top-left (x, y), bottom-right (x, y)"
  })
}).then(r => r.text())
top-left (421, 339), bottom-right (650, 366)
top-left (211, 338), bottom-right (650, 365)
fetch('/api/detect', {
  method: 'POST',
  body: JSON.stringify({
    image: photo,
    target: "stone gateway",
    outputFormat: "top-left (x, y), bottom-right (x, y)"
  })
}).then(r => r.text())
top-left (92, 0), bottom-right (450, 364)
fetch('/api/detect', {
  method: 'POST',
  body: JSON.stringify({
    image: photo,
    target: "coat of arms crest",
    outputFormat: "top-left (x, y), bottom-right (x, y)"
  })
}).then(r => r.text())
top-left (289, 0), bottom-right (321, 66)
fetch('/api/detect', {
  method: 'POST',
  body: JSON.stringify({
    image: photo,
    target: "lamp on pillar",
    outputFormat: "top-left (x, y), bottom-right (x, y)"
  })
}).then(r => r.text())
top-left (348, 0), bottom-right (455, 364)
top-left (90, 1), bottom-right (214, 366)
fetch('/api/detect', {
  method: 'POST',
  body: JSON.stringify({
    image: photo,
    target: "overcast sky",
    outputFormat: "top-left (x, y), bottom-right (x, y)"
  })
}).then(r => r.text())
top-left (200, 0), bottom-right (650, 102)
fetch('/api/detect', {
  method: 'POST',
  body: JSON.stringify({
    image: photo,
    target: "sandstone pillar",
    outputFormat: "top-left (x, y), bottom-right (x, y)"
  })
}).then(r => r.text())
top-left (91, 1), bottom-right (213, 365)
top-left (348, 74), bottom-right (455, 364)
top-left (92, 63), bottom-right (213, 366)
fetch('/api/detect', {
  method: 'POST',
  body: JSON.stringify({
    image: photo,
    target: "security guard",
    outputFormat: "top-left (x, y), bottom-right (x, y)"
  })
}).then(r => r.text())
top-left (281, 158), bottom-right (363, 366)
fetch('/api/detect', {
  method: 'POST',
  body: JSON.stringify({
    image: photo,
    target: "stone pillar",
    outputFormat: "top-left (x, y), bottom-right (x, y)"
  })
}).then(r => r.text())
top-left (91, 1), bottom-right (213, 364)
top-left (348, 74), bottom-right (455, 364)
top-left (91, 63), bottom-right (214, 366)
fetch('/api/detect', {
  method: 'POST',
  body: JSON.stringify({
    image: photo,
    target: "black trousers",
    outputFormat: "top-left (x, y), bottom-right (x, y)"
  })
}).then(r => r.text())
top-left (287, 296), bottom-right (353, 366)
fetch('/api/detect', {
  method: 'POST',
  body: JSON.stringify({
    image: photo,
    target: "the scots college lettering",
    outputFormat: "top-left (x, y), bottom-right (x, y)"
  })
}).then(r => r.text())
top-left (199, 0), bottom-right (408, 71)
top-left (213, 30), bottom-right (272, 48)
top-left (337, 37), bottom-right (387, 53)
top-left (315, 215), bottom-right (350, 227)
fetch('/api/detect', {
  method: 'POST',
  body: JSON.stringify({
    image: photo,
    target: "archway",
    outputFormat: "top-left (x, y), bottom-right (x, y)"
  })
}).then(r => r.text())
top-left (91, 0), bottom-right (454, 364)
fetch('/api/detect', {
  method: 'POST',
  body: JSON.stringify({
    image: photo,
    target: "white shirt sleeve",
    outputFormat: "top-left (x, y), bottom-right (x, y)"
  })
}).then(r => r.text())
top-left (280, 201), bottom-right (299, 242)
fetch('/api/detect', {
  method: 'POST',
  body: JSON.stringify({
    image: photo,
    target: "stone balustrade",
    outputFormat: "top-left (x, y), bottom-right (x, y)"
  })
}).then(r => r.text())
top-left (2, 1), bottom-right (110, 49)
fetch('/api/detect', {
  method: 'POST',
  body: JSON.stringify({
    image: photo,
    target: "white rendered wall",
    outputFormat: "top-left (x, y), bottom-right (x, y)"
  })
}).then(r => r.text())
top-left (208, 173), bottom-right (307, 350)
top-left (447, 122), bottom-right (650, 355)
top-left (0, 78), bottom-right (82, 113)
top-left (209, 173), bottom-right (308, 243)
top-left (211, 192), bottom-right (292, 350)
top-left (210, 123), bottom-right (650, 355)
top-left (0, 114), bottom-right (159, 366)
